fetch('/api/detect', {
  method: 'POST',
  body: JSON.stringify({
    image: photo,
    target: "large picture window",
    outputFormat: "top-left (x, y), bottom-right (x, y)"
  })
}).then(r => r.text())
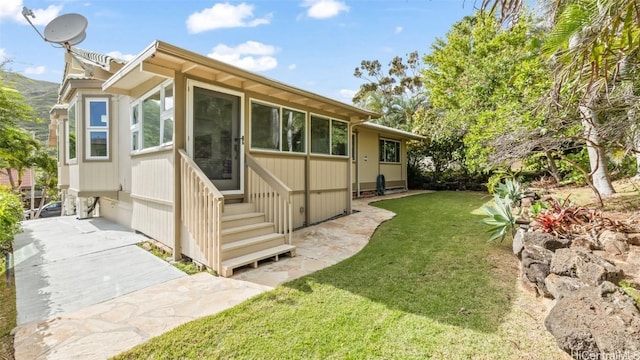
top-left (311, 115), bottom-right (348, 156)
top-left (379, 139), bottom-right (401, 163)
top-left (131, 80), bottom-right (174, 152)
top-left (85, 98), bottom-right (109, 159)
top-left (250, 100), bottom-right (306, 153)
top-left (66, 102), bottom-right (77, 162)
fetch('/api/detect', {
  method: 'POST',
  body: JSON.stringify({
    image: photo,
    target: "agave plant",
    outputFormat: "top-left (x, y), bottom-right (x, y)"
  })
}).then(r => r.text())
top-left (482, 194), bottom-right (516, 242)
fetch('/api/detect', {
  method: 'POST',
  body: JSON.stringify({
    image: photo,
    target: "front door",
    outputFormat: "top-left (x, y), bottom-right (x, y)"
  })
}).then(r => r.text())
top-left (189, 82), bottom-right (243, 193)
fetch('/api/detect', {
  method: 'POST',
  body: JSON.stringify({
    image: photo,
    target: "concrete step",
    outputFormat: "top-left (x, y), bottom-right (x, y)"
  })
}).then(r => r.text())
top-left (223, 203), bottom-right (255, 216)
top-left (221, 233), bottom-right (285, 260)
top-left (221, 222), bottom-right (274, 243)
top-left (221, 212), bottom-right (265, 229)
top-left (221, 244), bottom-right (297, 277)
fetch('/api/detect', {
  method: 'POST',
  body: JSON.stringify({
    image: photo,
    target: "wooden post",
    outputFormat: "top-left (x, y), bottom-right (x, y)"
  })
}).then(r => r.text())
top-left (172, 72), bottom-right (185, 261)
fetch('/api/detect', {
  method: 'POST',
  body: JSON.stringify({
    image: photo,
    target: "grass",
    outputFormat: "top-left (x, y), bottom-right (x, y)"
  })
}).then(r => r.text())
top-left (138, 241), bottom-right (214, 276)
top-left (114, 192), bottom-right (563, 359)
top-left (0, 257), bottom-right (16, 360)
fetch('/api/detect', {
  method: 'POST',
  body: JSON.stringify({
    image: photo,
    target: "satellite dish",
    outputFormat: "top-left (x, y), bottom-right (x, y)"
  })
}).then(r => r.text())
top-left (43, 13), bottom-right (88, 45)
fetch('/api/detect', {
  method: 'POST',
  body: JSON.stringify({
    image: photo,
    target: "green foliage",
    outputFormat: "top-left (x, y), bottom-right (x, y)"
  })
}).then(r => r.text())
top-left (619, 280), bottom-right (640, 308)
top-left (493, 178), bottom-right (524, 203)
top-left (0, 187), bottom-right (23, 255)
top-left (482, 195), bottom-right (515, 242)
top-left (529, 200), bottom-right (549, 218)
top-left (422, 13), bottom-right (552, 173)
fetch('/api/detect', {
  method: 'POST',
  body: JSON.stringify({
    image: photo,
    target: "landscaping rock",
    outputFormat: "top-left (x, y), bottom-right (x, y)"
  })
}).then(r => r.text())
top-left (524, 232), bottom-right (571, 251)
top-left (545, 281), bottom-right (640, 357)
top-left (544, 273), bottom-right (588, 300)
top-left (550, 248), bottom-right (623, 286)
top-left (600, 230), bottom-right (629, 256)
top-left (628, 246), bottom-right (640, 267)
top-left (627, 233), bottom-right (640, 246)
top-left (512, 229), bottom-right (525, 258)
top-left (570, 235), bottom-right (600, 251)
top-left (522, 245), bottom-right (555, 297)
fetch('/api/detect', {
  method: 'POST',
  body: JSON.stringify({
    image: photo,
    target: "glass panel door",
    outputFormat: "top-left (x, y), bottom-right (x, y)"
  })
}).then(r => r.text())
top-left (192, 86), bottom-right (242, 192)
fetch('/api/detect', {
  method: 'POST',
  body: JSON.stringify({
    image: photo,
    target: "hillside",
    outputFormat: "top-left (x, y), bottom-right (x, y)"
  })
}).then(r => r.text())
top-left (3, 72), bottom-right (59, 145)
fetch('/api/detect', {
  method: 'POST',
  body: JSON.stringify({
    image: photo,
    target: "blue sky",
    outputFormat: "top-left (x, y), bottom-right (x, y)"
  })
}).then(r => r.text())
top-left (0, 0), bottom-right (476, 103)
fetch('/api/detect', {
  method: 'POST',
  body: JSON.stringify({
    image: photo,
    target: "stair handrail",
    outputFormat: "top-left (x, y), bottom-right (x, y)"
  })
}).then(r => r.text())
top-left (245, 153), bottom-right (293, 244)
top-left (179, 149), bottom-right (224, 274)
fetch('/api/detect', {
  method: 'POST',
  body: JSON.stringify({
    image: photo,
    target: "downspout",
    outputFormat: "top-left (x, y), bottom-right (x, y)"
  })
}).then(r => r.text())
top-left (172, 71), bottom-right (185, 261)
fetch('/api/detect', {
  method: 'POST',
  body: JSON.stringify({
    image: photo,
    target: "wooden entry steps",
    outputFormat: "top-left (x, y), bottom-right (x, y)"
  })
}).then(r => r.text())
top-left (220, 203), bottom-right (296, 277)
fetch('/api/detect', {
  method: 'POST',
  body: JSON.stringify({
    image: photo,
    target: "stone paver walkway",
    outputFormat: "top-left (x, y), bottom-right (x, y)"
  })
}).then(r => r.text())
top-left (13, 191), bottom-right (429, 359)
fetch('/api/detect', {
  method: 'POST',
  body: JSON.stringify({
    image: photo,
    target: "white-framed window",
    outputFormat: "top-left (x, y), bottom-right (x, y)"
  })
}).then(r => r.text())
top-left (130, 80), bottom-right (174, 152)
top-left (310, 115), bottom-right (349, 156)
top-left (379, 139), bottom-right (401, 163)
top-left (250, 100), bottom-right (306, 153)
top-left (85, 97), bottom-right (109, 160)
top-left (66, 102), bottom-right (77, 162)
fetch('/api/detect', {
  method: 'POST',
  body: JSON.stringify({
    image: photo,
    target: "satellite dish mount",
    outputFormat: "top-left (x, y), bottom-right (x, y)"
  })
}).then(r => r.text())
top-left (22, 7), bottom-right (93, 76)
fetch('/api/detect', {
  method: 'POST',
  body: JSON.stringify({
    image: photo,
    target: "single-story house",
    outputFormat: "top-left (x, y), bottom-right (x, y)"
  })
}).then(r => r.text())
top-left (51, 40), bottom-right (424, 276)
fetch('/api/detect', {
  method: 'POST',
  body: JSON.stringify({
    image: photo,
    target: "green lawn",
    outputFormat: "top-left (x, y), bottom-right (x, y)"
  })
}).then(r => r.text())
top-left (114, 192), bottom-right (562, 359)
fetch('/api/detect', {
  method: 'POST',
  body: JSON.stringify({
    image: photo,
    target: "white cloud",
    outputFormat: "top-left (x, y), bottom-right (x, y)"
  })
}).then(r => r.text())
top-left (339, 89), bottom-right (356, 102)
top-left (106, 51), bottom-right (136, 62)
top-left (380, 46), bottom-right (393, 53)
top-left (301, 0), bottom-right (349, 19)
top-left (24, 66), bottom-right (46, 75)
top-left (207, 41), bottom-right (278, 72)
top-left (186, 2), bottom-right (271, 34)
top-left (0, 0), bottom-right (62, 25)
top-left (395, 26), bottom-right (403, 34)
top-left (288, 64), bottom-right (297, 71)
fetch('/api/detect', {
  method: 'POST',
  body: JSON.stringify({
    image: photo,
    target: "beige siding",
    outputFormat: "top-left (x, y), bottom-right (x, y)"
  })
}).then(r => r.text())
top-left (180, 224), bottom-right (207, 265)
top-left (99, 197), bottom-right (132, 228)
top-left (380, 163), bottom-right (403, 182)
top-left (251, 152), bottom-right (306, 228)
top-left (68, 164), bottom-right (80, 193)
top-left (357, 129), bottom-right (380, 185)
top-left (78, 162), bottom-right (119, 191)
top-left (130, 150), bottom-right (174, 247)
top-left (132, 199), bottom-right (174, 247)
top-left (131, 150), bottom-right (174, 202)
top-left (309, 157), bottom-right (348, 224)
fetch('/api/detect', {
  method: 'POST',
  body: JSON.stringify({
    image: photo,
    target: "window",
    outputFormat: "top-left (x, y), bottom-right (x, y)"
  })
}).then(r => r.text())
top-left (130, 80), bottom-right (174, 151)
top-left (311, 116), bottom-right (330, 154)
top-left (311, 115), bottom-right (349, 156)
top-left (250, 101), bottom-right (306, 153)
top-left (85, 98), bottom-right (109, 159)
top-left (331, 120), bottom-right (347, 156)
top-left (66, 102), bottom-right (77, 162)
top-left (379, 139), bottom-right (401, 163)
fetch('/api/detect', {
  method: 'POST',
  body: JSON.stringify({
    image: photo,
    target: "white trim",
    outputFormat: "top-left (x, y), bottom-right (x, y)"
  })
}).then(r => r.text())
top-left (84, 97), bottom-right (110, 160)
top-left (66, 101), bottom-right (78, 163)
top-left (129, 79), bottom-right (174, 154)
top-left (187, 80), bottom-right (245, 195)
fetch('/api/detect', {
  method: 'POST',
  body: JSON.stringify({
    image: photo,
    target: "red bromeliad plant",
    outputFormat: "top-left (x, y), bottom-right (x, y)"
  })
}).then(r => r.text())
top-left (532, 196), bottom-right (631, 238)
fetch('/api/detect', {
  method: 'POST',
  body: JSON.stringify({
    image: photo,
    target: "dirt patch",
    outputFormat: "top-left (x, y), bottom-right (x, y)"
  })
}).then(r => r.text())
top-left (0, 270), bottom-right (16, 360)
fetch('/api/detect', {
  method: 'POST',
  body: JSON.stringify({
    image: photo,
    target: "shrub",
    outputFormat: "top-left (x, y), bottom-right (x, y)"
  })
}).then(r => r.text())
top-left (0, 187), bottom-right (23, 255)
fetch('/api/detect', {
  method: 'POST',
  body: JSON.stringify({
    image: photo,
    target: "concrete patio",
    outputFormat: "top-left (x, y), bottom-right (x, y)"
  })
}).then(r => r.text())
top-left (13, 191), bottom-right (428, 360)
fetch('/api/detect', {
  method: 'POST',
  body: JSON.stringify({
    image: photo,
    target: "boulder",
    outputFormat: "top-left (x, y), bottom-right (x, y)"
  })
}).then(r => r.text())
top-left (512, 228), bottom-right (525, 258)
top-left (522, 245), bottom-right (555, 297)
top-left (545, 282), bottom-right (640, 357)
top-left (523, 232), bottom-right (571, 252)
top-left (570, 235), bottom-right (601, 251)
top-left (600, 230), bottom-right (629, 256)
top-left (627, 233), bottom-right (640, 246)
top-left (628, 246), bottom-right (640, 267)
top-left (550, 248), bottom-right (623, 286)
top-left (544, 273), bottom-right (588, 300)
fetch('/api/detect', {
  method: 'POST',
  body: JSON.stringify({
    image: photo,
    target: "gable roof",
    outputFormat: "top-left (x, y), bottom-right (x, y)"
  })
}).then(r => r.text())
top-left (103, 40), bottom-right (380, 122)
